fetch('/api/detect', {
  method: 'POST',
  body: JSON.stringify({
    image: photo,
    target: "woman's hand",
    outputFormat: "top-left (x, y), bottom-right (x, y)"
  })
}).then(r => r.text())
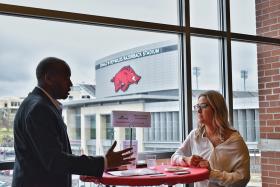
top-left (197, 159), bottom-right (211, 170)
top-left (181, 155), bottom-right (203, 167)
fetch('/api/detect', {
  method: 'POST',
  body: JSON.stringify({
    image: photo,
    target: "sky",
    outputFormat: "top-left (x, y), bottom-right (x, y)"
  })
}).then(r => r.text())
top-left (0, 0), bottom-right (258, 97)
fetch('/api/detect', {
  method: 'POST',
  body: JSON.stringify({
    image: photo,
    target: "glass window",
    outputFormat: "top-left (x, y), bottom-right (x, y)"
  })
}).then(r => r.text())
top-left (105, 115), bottom-right (114, 140)
top-left (230, 0), bottom-right (257, 35)
top-left (0, 0), bottom-right (179, 25)
top-left (66, 108), bottom-right (81, 141)
top-left (143, 111), bottom-right (180, 151)
top-left (0, 14), bottom-right (182, 185)
top-left (190, 0), bottom-right (220, 30)
top-left (89, 115), bottom-right (96, 139)
top-left (191, 37), bottom-right (221, 90)
top-left (231, 0), bottom-right (279, 40)
top-left (125, 128), bottom-right (136, 140)
top-left (1, 1), bottom-right (279, 186)
top-left (0, 14), bottom-right (181, 157)
top-left (232, 42), bottom-right (258, 93)
top-left (232, 41), bottom-right (261, 185)
top-left (191, 36), bottom-right (221, 128)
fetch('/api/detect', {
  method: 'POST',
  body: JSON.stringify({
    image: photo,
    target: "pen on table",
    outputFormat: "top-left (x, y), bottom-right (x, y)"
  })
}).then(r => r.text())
top-left (149, 173), bottom-right (166, 177)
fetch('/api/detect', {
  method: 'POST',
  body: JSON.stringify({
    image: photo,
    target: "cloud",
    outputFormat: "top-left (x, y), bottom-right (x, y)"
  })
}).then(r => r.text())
top-left (0, 1), bottom-right (258, 97)
top-left (0, 13), bottom-right (176, 97)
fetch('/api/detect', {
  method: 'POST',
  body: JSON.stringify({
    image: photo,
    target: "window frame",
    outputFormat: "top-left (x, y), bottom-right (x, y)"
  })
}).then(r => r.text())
top-left (0, 0), bottom-right (280, 171)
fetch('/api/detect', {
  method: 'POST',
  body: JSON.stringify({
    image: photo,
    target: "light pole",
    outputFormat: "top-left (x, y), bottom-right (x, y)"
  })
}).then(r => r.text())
top-left (240, 70), bottom-right (248, 91)
top-left (192, 67), bottom-right (201, 90)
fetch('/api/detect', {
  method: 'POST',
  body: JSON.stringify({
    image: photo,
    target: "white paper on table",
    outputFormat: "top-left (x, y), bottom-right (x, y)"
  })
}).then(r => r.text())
top-left (107, 168), bottom-right (162, 177)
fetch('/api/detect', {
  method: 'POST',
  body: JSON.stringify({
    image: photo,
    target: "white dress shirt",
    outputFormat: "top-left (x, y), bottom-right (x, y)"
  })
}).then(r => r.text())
top-left (171, 129), bottom-right (250, 187)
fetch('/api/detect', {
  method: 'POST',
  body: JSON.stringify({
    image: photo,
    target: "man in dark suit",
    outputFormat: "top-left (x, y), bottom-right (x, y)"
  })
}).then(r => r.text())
top-left (12, 57), bottom-right (134, 187)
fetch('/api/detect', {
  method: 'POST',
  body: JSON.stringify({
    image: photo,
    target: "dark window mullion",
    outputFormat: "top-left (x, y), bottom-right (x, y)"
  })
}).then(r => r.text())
top-left (179, 3), bottom-right (192, 187)
top-left (181, 0), bottom-right (193, 140)
top-left (221, 0), bottom-right (234, 124)
top-left (0, 3), bottom-right (183, 34)
top-left (231, 33), bottom-right (280, 46)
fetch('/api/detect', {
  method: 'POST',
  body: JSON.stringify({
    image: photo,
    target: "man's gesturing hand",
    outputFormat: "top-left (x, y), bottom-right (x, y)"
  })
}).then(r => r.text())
top-left (105, 140), bottom-right (135, 169)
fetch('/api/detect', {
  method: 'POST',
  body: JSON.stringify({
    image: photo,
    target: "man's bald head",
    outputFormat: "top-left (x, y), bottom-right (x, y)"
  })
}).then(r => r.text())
top-left (36, 57), bottom-right (72, 99)
top-left (36, 57), bottom-right (71, 84)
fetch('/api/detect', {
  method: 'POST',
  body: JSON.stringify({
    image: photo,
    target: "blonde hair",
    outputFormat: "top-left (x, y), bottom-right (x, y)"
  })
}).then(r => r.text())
top-left (195, 90), bottom-right (232, 140)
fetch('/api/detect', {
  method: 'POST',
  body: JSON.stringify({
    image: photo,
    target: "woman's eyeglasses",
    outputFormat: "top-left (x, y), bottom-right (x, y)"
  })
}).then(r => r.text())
top-left (193, 103), bottom-right (209, 111)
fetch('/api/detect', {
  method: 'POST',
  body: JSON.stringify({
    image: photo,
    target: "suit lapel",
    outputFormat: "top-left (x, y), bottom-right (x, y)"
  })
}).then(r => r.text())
top-left (31, 87), bottom-right (72, 154)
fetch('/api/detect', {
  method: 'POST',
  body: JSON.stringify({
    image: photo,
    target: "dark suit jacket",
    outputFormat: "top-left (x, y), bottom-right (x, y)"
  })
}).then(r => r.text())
top-left (12, 87), bottom-right (104, 187)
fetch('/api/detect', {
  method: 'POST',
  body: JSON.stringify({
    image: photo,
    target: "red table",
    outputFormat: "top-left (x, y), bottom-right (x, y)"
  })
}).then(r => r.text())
top-left (80, 165), bottom-right (209, 186)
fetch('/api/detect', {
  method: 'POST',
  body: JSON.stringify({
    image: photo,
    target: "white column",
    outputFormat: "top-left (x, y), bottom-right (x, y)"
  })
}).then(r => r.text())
top-left (192, 111), bottom-right (198, 129)
top-left (149, 113), bottom-right (154, 140)
top-left (96, 113), bottom-right (104, 155)
top-left (160, 112), bottom-right (166, 141)
top-left (114, 127), bottom-right (125, 150)
top-left (255, 109), bottom-right (260, 142)
top-left (172, 112), bottom-right (179, 141)
top-left (238, 110), bottom-right (247, 141)
top-left (144, 127), bottom-right (149, 141)
top-left (233, 110), bottom-right (239, 131)
top-left (65, 109), bottom-right (75, 140)
top-left (136, 127), bottom-right (144, 152)
top-left (246, 109), bottom-right (256, 142)
top-left (166, 112), bottom-right (172, 141)
top-left (80, 114), bottom-right (88, 154)
top-left (155, 112), bottom-right (160, 141)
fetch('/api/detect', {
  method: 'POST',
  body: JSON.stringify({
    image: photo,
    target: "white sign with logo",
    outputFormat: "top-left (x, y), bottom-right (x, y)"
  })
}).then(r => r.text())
top-left (111, 110), bottom-right (151, 127)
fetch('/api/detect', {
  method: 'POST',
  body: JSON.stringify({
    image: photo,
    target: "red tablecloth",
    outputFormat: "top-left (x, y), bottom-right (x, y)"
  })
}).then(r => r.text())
top-left (80, 165), bottom-right (209, 186)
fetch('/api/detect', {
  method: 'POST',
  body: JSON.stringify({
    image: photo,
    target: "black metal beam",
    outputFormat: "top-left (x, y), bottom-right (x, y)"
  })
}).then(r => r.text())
top-left (0, 3), bottom-right (183, 34)
top-left (0, 161), bottom-right (14, 170)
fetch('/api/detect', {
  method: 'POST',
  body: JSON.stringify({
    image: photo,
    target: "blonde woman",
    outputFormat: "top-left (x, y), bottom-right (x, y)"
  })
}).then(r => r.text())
top-left (171, 90), bottom-right (250, 187)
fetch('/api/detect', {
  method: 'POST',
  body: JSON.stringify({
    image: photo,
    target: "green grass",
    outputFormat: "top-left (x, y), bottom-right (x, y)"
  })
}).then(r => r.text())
top-left (0, 128), bottom-right (13, 146)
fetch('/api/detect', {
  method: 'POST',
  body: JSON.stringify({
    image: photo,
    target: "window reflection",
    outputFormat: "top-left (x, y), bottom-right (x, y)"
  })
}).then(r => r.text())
top-left (231, 0), bottom-right (256, 35)
top-left (191, 36), bottom-right (221, 91)
top-left (232, 41), bottom-right (260, 185)
top-left (0, 15), bottom-right (181, 170)
top-left (0, 0), bottom-right (179, 25)
top-left (190, 0), bottom-right (219, 30)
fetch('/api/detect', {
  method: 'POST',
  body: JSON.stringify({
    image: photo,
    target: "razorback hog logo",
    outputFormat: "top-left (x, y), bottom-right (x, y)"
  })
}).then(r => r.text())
top-left (111, 66), bottom-right (141, 92)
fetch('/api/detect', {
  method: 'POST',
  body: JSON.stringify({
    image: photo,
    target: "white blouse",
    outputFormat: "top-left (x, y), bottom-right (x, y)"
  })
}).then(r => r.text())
top-left (171, 129), bottom-right (250, 187)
